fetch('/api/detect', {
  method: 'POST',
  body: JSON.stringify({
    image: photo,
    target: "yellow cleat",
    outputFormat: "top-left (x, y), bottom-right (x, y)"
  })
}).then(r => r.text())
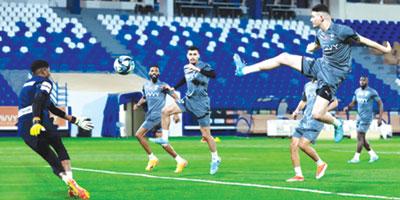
top-left (146, 158), bottom-right (159, 171)
top-left (67, 179), bottom-right (90, 199)
top-left (175, 160), bottom-right (188, 173)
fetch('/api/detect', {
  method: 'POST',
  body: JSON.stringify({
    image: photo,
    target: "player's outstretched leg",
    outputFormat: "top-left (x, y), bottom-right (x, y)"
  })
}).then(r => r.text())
top-left (286, 137), bottom-right (304, 182)
top-left (155, 132), bottom-right (188, 173)
top-left (233, 53), bottom-right (302, 77)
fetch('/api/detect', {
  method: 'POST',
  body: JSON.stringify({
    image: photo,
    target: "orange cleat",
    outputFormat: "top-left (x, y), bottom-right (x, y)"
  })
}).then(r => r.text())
top-left (286, 176), bottom-right (304, 182)
top-left (175, 160), bottom-right (188, 173)
top-left (316, 162), bottom-right (328, 179)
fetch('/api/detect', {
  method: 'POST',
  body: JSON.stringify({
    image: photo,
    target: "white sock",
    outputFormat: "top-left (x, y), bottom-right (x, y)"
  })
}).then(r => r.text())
top-left (175, 155), bottom-right (183, 163)
top-left (66, 171), bottom-right (73, 180)
top-left (211, 151), bottom-right (219, 161)
top-left (243, 66), bottom-right (260, 75)
top-left (162, 129), bottom-right (169, 141)
top-left (149, 153), bottom-right (156, 160)
top-left (354, 152), bottom-right (360, 160)
top-left (368, 149), bottom-right (377, 157)
top-left (61, 174), bottom-right (70, 184)
top-left (332, 118), bottom-right (342, 128)
top-left (294, 167), bottom-right (303, 177)
top-left (316, 159), bottom-right (324, 167)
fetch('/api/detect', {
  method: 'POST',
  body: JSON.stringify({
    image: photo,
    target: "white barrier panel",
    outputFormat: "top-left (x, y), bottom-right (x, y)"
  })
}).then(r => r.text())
top-left (267, 120), bottom-right (392, 140)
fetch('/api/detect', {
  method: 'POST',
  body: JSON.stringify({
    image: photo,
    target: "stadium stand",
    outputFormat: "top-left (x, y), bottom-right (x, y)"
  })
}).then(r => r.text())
top-left (98, 14), bottom-right (400, 111)
top-left (0, 2), bottom-right (113, 72)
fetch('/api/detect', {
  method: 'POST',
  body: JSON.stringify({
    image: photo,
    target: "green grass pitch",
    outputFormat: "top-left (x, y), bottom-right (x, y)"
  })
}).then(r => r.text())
top-left (1, 137), bottom-right (399, 200)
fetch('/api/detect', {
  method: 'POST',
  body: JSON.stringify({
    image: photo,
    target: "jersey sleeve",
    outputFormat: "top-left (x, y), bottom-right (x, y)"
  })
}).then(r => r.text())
top-left (142, 85), bottom-right (146, 98)
top-left (301, 92), bottom-right (307, 101)
top-left (202, 63), bottom-right (213, 71)
top-left (372, 89), bottom-right (381, 102)
top-left (314, 33), bottom-right (321, 45)
top-left (352, 90), bottom-right (357, 102)
top-left (36, 80), bottom-right (53, 95)
top-left (338, 25), bottom-right (360, 43)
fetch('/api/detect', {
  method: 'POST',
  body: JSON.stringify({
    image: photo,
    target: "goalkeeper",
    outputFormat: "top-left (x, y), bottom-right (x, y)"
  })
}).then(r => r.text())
top-left (17, 60), bottom-right (93, 199)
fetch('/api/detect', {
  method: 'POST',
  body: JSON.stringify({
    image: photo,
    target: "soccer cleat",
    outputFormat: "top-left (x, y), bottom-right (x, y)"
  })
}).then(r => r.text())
top-left (334, 118), bottom-right (344, 143)
top-left (68, 188), bottom-right (78, 198)
top-left (348, 158), bottom-right (360, 163)
top-left (146, 158), bottom-right (159, 171)
top-left (67, 179), bottom-right (90, 199)
top-left (149, 138), bottom-right (169, 145)
top-left (316, 162), bottom-right (328, 179)
top-left (175, 159), bottom-right (188, 173)
top-left (233, 53), bottom-right (245, 77)
top-left (286, 176), bottom-right (304, 182)
top-left (369, 156), bottom-right (379, 163)
top-left (210, 157), bottom-right (221, 175)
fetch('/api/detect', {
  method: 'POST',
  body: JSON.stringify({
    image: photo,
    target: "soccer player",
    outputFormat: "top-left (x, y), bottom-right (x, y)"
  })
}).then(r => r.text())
top-left (149, 46), bottom-right (221, 175)
top-left (134, 65), bottom-right (187, 172)
top-left (17, 60), bottom-right (93, 199)
top-left (287, 79), bottom-right (338, 182)
top-left (233, 4), bottom-right (391, 143)
top-left (344, 76), bottom-right (382, 163)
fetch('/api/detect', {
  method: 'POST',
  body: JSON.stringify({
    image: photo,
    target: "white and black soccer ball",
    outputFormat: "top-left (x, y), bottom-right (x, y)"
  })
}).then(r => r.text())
top-left (114, 55), bottom-right (135, 75)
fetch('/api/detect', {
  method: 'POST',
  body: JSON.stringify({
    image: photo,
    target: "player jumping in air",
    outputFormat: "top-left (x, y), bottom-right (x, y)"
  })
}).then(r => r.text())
top-left (344, 76), bottom-right (382, 163)
top-left (150, 46), bottom-right (221, 175)
top-left (17, 60), bottom-right (93, 199)
top-left (134, 65), bottom-right (187, 172)
top-left (233, 4), bottom-right (391, 143)
top-left (287, 79), bottom-right (338, 182)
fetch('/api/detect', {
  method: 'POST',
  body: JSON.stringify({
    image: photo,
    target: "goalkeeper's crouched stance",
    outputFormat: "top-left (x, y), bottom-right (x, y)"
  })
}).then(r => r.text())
top-left (17, 60), bottom-right (93, 199)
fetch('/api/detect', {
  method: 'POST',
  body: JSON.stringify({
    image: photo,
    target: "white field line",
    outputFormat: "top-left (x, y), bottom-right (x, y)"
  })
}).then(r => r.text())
top-left (71, 167), bottom-right (400, 200)
top-left (332, 150), bottom-right (400, 154)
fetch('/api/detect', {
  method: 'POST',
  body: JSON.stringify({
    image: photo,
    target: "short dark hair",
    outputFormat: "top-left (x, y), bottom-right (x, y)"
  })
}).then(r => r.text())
top-left (188, 46), bottom-right (200, 52)
top-left (312, 4), bottom-right (330, 14)
top-left (30, 60), bottom-right (49, 74)
top-left (149, 65), bottom-right (159, 70)
top-left (360, 76), bottom-right (368, 80)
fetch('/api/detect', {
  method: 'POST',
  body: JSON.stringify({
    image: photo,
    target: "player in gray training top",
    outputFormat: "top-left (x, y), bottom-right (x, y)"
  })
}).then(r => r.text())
top-left (344, 76), bottom-right (383, 163)
top-left (134, 65), bottom-right (187, 173)
top-left (150, 46), bottom-right (221, 175)
top-left (233, 4), bottom-right (391, 144)
top-left (287, 79), bottom-right (338, 182)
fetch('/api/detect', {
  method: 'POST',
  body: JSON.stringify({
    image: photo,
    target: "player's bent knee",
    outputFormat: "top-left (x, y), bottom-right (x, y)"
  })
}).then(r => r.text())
top-left (312, 111), bottom-right (323, 121)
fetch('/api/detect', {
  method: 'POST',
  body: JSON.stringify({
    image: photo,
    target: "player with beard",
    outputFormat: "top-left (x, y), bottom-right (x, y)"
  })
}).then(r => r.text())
top-left (344, 76), bottom-right (382, 163)
top-left (134, 65), bottom-right (187, 172)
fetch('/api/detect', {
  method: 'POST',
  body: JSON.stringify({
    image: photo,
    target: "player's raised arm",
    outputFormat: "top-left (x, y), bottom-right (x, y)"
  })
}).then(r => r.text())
top-left (357, 36), bottom-right (392, 53)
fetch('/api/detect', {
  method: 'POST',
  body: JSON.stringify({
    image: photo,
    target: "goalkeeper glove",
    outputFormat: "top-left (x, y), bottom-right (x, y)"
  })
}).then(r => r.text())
top-left (30, 117), bottom-right (45, 136)
top-left (71, 116), bottom-right (94, 131)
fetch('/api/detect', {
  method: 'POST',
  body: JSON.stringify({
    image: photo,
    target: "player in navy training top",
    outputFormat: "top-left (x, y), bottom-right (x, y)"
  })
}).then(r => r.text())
top-left (233, 4), bottom-right (391, 143)
top-left (17, 60), bottom-right (93, 199)
top-left (344, 76), bottom-right (383, 163)
top-left (134, 65), bottom-right (187, 172)
top-left (149, 46), bottom-right (221, 175)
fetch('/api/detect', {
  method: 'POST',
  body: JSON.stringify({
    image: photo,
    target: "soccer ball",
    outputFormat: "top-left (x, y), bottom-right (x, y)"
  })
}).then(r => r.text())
top-left (114, 55), bottom-right (135, 75)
